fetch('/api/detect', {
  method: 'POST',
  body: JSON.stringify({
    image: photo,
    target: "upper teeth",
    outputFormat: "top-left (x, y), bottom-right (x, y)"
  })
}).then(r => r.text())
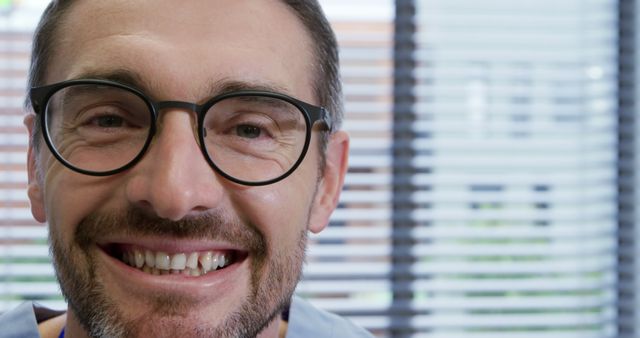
top-left (122, 248), bottom-right (232, 276)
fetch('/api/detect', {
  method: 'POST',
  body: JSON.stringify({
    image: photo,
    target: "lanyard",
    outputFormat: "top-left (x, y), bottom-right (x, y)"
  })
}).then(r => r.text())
top-left (58, 327), bottom-right (65, 338)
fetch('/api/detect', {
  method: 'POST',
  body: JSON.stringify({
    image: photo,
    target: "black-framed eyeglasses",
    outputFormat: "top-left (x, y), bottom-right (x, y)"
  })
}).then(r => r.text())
top-left (29, 79), bottom-right (332, 186)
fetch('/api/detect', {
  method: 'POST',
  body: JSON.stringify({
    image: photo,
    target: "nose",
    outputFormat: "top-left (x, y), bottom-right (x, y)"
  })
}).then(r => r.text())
top-left (125, 109), bottom-right (224, 220)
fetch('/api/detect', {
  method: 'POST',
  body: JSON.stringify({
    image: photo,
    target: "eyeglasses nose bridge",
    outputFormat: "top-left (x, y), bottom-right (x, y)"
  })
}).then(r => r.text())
top-left (155, 100), bottom-right (200, 114)
top-left (152, 100), bottom-right (203, 142)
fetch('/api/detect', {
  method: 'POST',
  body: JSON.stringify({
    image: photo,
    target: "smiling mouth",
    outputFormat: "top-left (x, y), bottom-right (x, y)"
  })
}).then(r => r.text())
top-left (104, 244), bottom-right (246, 276)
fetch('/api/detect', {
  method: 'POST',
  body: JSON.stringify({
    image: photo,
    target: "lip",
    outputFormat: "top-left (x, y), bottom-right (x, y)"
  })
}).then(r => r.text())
top-left (96, 238), bottom-right (250, 294)
top-left (96, 236), bottom-right (247, 254)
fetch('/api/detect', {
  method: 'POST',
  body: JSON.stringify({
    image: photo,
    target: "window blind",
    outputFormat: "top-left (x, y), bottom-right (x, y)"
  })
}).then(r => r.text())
top-left (617, 0), bottom-right (639, 337)
top-left (298, 1), bottom-right (394, 337)
top-left (389, 0), bottom-right (619, 336)
top-left (0, 2), bottom-right (64, 312)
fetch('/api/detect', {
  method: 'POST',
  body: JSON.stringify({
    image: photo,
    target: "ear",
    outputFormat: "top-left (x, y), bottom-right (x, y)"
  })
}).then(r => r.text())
top-left (24, 114), bottom-right (46, 223)
top-left (308, 131), bottom-right (349, 234)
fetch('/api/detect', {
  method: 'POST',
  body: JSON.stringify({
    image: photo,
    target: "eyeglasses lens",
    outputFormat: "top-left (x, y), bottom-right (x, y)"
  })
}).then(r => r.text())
top-left (202, 95), bottom-right (308, 183)
top-left (44, 84), bottom-right (152, 173)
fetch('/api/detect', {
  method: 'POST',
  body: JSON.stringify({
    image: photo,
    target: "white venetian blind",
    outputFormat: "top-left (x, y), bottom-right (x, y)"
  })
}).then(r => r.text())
top-left (0, 1), bottom-right (64, 312)
top-left (398, 0), bottom-right (618, 337)
top-left (298, 1), bottom-right (394, 337)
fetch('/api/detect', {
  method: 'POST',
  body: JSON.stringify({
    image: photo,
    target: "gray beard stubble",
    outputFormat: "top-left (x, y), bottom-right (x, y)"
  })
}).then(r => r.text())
top-left (50, 206), bottom-right (308, 338)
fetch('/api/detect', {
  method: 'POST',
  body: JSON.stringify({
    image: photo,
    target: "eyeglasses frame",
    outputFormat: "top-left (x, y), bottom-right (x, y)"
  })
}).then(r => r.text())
top-left (29, 79), bottom-right (333, 186)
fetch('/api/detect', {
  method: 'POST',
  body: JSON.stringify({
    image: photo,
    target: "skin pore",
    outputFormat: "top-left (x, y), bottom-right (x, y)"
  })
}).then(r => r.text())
top-left (26, 1), bottom-right (349, 337)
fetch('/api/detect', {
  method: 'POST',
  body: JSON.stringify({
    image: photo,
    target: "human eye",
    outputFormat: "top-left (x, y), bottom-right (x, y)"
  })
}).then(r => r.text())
top-left (203, 111), bottom-right (282, 157)
top-left (215, 100), bottom-right (298, 141)
top-left (94, 115), bottom-right (124, 128)
top-left (206, 104), bottom-right (280, 143)
top-left (80, 106), bottom-right (142, 131)
top-left (235, 124), bottom-right (265, 139)
top-left (59, 103), bottom-right (149, 149)
top-left (229, 113), bottom-right (278, 141)
top-left (202, 96), bottom-right (306, 156)
top-left (53, 85), bottom-right (149, 133)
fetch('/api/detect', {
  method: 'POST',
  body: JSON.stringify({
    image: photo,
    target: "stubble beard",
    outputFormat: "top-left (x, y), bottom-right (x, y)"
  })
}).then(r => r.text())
top-left (50, 207), bottom-right (308, 338)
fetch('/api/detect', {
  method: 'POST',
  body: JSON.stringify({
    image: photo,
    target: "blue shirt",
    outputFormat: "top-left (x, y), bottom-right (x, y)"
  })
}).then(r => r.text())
top-left (0, 297), bottom-right (373, 338)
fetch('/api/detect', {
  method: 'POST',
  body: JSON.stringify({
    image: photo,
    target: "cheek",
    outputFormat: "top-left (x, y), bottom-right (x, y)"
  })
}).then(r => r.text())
top-left (42, 157), bottom-right (125, 242)
top-left (231, 171), bottom-right (317, 246)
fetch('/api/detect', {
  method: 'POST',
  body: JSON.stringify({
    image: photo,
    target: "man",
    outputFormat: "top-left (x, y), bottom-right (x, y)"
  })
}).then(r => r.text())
top-left (0, 0), bottom-right (372, 337)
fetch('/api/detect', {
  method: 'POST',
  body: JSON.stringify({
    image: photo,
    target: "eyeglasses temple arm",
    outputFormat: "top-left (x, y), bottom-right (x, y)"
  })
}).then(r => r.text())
top-left (320, 107), bottom-right (334, 132)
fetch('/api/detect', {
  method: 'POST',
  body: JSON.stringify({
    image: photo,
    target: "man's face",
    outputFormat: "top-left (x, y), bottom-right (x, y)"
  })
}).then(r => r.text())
top-left (25, 1), bottom-right (348, 337)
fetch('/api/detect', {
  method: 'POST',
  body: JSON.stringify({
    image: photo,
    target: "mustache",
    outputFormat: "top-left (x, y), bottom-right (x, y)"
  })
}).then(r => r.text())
top-left (73, 206), bottom-right (266, 254)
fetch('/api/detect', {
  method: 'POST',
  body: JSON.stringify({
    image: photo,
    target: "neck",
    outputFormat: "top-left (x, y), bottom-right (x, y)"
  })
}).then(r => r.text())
top-left (36, 313), bottom-right (67, 338)
top-left (64, 310), bottom-right (90, 338)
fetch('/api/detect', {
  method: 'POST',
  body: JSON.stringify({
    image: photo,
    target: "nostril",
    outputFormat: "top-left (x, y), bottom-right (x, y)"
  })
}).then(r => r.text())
top-left (131, 199), bottom-right (154, 215)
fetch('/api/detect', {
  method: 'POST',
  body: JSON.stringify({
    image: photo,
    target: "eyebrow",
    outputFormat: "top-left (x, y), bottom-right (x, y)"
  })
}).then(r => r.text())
top-left (208, 79), bottom-right (292, 98)
top-left (69, 69), bottom-right (149, 93)
top-left (68, 69), bottom-right (296, 102)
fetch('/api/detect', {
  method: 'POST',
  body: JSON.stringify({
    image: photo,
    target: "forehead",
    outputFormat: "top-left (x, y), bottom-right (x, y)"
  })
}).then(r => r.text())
top-left (48, 0), bottom-right (315, 101)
